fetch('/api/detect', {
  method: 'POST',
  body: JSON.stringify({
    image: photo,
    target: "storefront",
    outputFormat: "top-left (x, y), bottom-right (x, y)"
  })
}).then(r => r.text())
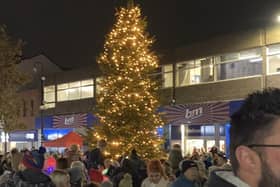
top-left (8, 130), bottom-right (38, 151)
top-left (162, 100), bottom-right (243, 156)
top-left (35, 113), bottom-right (96, 145)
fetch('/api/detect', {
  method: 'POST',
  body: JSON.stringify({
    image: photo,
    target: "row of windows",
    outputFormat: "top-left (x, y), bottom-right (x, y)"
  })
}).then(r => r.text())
top-left (43, 79), bottom-right (101, 109)
top-left (163, 44), bottom-right (280, 88)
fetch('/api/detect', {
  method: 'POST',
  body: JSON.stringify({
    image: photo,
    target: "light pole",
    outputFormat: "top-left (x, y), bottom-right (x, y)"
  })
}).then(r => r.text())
top-left (33, 62), bottom-right (46, 146)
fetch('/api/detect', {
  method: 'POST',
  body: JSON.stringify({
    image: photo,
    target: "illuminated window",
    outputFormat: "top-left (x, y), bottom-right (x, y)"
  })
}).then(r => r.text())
top-left (57, 79), bottom-right (94, 102)
top-left (162, 65), bottom-right (173, 88)
top-left (43, 85), bottom-right (56, 109)
top-left (216, 48), bottom-right (262, 80)
top-left (268, 44), bottom-right (280, 74)
top-left (176, 58), bottom-right (213, 86)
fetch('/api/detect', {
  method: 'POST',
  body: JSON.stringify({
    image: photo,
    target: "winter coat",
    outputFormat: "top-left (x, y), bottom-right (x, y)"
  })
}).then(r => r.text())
top-left (89, 148), bottom-right (105, 169)
top-left (171, 175), bottom-right (198, 187)
top-left (12, 169), bottom-right (54, 187)
top-left (141, 177), bottom-right (170, 187)
top-left (168, 149), bottom-right (183, 174)
top-left (207, 170), bottom-right (250, 187)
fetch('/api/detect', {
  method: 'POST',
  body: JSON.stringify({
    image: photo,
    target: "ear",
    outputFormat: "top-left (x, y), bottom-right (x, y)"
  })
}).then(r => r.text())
top-left (235, 145), bottom-right (261, 174)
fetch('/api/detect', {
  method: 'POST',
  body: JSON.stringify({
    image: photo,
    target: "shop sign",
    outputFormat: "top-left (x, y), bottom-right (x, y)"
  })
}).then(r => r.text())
top-left (9, 130), bottom-right (38, 142)
top-left (53, 113), bottom-right (87, 128)
top-left (162, 102), bottom-right (229, 125)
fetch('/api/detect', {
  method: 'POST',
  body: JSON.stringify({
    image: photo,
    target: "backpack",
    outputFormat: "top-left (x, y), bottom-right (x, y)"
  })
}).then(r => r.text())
top-left (118, 173), bottom-right (133, 187)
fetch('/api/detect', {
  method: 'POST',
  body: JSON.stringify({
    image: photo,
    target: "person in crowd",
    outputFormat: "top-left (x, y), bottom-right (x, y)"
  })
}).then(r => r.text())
top-left (88, 139), bottom-right (107, 183)
top-left (89, 139), bottom-right (107, 169)
top-left (141, 159), bottom-right (170, 187)
top-left (168, 144), bottom-right (183, 177)
top-left (100, 180), bottom-right (113, 187)
top-left (171, 160), bottom-right (198, 187)
top-left (160, 159), bottom-right (175, 182)
top-left (50, 169), bottom-right (70, 187)
top-left (56, 157), bottom-right (69, 170)
top-left (128, 149), bottom-right (146, 186)
top-left (111, 158), bottom-right (136, 187)
top-left (0, 149), bottom-right (23, 186)
top-left (13, 150), bottom-right (54, 187)
top-left (66, 144), bottom-right (81, 167)
top-left (208, 88), bottom-right (280, 187)
top-left (68, 160), bottom-right (88, 187)
top-left (84, 182), bottom-right (100, 187)
top-left (194, 160), bottom-right (208, 187)
top-left (208, 151), bottom-right (230, 174)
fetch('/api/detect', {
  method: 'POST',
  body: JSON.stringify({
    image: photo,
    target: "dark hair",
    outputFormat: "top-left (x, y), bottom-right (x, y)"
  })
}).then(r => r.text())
top-left (230, 88), bottom-right (280, 175)
top-left (56, 157), bottom-right (68, 170)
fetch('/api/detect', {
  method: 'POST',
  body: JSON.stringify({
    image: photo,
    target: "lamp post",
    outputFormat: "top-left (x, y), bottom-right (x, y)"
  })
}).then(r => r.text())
top-left (33, 62), bottom-right (46, 146)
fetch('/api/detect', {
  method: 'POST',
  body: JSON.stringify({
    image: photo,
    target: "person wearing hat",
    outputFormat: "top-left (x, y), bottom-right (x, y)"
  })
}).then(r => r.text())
top-left (171, 160), bottom-right (198, 187)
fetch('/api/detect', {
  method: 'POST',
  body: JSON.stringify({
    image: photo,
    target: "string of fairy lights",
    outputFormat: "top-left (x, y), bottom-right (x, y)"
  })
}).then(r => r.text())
top-left (93, 5), bottom-right (164, 158)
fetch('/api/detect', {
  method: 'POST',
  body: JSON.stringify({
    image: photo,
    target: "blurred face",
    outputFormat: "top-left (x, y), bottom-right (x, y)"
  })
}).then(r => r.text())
top-left (184, 167), bottom-right (198, 181)
top-left (149, 172), bottom-right (161, 184)
top-left (216, 156), bottom-right (226, 166)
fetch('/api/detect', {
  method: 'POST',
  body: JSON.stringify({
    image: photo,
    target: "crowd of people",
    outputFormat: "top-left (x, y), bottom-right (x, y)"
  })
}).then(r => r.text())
top-left (0, 86), bottom-right (280, 187)
top-left (0, 137), bottom-right (230, 187)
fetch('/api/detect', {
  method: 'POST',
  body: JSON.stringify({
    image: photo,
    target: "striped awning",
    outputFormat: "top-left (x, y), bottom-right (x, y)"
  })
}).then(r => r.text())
top-left (53, 113), bottom-right (88, 128)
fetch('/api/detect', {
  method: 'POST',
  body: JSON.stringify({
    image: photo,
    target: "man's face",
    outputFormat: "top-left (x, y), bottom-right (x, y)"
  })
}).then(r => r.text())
top-left (184, 167), bottom-right (198, 181)
top-left (257, 121), bottom-right (280, 187)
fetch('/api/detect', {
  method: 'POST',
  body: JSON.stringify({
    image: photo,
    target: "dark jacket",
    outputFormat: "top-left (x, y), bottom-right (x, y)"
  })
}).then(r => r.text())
top-left (171, 175), bottom-right (197, 187)
top-left (89, 148), bottom-right (104, 169)
top-left (13, 169), bottom-right (54, 187)
top-left (208, 170), bottom-right (250, 187)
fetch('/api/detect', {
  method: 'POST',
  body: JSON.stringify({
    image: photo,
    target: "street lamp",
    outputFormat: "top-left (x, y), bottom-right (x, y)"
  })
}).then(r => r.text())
top-left (33, 62), bottom-right (45, 146)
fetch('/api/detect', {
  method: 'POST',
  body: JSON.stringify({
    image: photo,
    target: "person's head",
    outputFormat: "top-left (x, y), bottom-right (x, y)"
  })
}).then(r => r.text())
top-left (180, 160), bottom-right (198, 181)
top-left (230, 88), bottom-right (280, 187)
top-left (56, 157), bottom-right (69, 170)
top-left (147, 159), bottom-right (166, 184)
top-left (104, 159), bottom-right (112, 169)
top-left (18, 151), bottom-right (41, 172)
top-left (215, 151), bottom-right (227, 166)
top-left (97, 139), bottom-right (107, 151)
top-left (172, 144), bottom-right (181, 150)
top-left (50, 170), bottom-right (70, 187)
top-left (71, 160), bottom-right (85, 169)
top-left (69, 144), bottom-right (79, 153)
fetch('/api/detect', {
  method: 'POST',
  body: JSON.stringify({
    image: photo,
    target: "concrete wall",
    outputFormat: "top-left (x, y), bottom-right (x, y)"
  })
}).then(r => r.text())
top-left (160, 76), bottom-right (263, 105)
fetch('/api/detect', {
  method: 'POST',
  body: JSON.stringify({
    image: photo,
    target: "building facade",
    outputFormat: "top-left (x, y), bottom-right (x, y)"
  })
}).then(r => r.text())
top-left (37, 25), bottom-right (280, 155)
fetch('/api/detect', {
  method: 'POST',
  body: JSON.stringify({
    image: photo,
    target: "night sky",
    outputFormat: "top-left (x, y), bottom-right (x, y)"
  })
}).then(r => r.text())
top-left (0, 0), bottom-right (280, 69)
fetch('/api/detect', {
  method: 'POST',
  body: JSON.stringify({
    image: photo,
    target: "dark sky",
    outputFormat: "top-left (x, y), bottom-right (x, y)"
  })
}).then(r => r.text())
top-left (0, 0), bottom-right (280, 69)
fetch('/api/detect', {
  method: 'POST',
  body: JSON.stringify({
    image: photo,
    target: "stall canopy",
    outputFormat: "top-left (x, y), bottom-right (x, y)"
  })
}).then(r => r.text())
top-left (43, 132), bottom-right (83, 147)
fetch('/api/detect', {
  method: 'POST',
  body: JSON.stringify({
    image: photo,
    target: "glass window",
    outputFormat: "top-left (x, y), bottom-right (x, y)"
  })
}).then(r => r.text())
top-left (176, 58), bottom-right (214, 86)
top-left (57, 83), bottom-right (68, 90)
top-left (81, 86), bottom-right (93, 98)
top-left (201, 125), bottom-right (215, 136)
top-left (44, 85), bottom-right (55, 103)
top-left (57, 90), bottom-right (68, 102)
top-left (268, 44), bottom-right (280, 74)
top-left (216, 48), bottom-right (262, 80)
top-left (57, 79), bottom-right (94, 102)
top-left (69, 81), bottom-right (80, 88)
top-left (162, 65), bottom-right (173, 88)
top-left (81, 79), bottom-right (94, 86)
top-left (68, 88), bottom-right (80, 100)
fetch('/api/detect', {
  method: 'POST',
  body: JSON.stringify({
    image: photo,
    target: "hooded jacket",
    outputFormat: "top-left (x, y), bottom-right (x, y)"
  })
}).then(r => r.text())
top-left (208, 170), bottom-right (250, 187)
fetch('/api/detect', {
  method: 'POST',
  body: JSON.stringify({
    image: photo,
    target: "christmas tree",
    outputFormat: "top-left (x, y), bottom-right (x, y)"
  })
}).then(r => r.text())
top-left (92, 2), bottom-right (164, 159)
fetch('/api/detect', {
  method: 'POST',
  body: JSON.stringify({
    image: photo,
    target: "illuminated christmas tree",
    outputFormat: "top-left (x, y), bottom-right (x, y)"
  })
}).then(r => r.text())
top-left (92, 2), bottom-right (164, 158)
